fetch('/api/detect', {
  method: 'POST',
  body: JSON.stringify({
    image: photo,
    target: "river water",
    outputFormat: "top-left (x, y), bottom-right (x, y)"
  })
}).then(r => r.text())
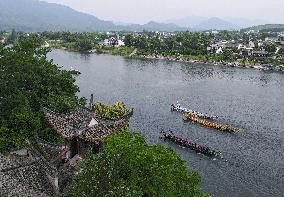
top-left (47, 49), bottom-right (284, 197)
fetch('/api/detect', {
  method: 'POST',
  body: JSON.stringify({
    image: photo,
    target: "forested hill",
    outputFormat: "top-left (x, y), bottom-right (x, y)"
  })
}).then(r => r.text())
top-left (241, 24), bottom-right (284, 33)
top-left (0, 0), bottom-right (116, 32)
top-left (0, 0), bottom-right (186, 32)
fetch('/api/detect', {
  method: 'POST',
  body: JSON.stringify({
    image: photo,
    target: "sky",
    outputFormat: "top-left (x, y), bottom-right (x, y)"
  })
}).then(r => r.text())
top-left (44, 0), bottom-right (284, 24)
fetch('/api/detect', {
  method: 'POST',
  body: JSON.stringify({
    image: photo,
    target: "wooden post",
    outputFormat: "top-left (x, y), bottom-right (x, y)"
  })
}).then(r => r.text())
top-left (89, 94), bottom-right (94, 109)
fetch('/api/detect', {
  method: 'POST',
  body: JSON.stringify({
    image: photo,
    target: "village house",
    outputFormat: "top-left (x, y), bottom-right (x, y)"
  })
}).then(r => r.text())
top-left (155, 31), bottom-right (174, 38)
top-left (240, 47), bottom-right (254, 57)
top-left (208, 39), bottom-right (242, 54)
top-left (249, 41), bottom-right (255, 48)
top-left (101, 37), bottom-right (125, 47)
top-left (276, 40), bottom-right (284, 46)
top-left (224, 40), bottom-right (240, 48)
top-left (43, 41), bottom-right (50, 48)
top-left (265, 37), bottom-right (278, 42)
top-left (216, 47), bottom-right (223, 54)
top-left (207, 41), bottom-right (226, 54)
top-left (257, 40), bottom-right (264, 47)
top-left (211, 30), bottom-right (219, 34)
top-left (237, 44), bottom-right (246, 50)
top-left (207, 44), bottom-right (220, 54)
top-left (252, 50), bottom-right (269, 60)
top-left (246, 30), bottom-right (259, 34)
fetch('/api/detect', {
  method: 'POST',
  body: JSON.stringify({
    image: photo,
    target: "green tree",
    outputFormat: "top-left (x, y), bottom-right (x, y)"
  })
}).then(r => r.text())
top-left (124, 34), bottom-right (135, 47)
top-left (6, 29), bottom-right (17, 44)
top-left (221, 48), bottom-right (235, 61)
top-left (242, 33), bottom-right (249, 45)
top-left (93, 102), bottom-right (131, 120)
top-left (74, 39), bottom-right (93, 51)
top-left (0, 36), bottom-right (79, 152)
top-left (278, 47), bottom-right (284, 55)
top-left (67, 131), bottom-right (205, 197)
top-left (263, 43), bottom-right (277, 53)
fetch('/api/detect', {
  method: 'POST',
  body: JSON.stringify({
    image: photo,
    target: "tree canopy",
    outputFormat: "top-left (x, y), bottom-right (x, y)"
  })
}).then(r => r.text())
top-left (0, 36), bottom-right (79, 152)
top-left (40, 31), bottom-right (105, 52)
top-left (278, 47), bottom-right (284, 55)
top-left (124, 32), bottom-right (211, 56)
top-left (263, 43), bottom-right (277, 53)
top-left (67, 131), bottom-right (206, 197)
top-left (93, 102), bottom-right (131, 120)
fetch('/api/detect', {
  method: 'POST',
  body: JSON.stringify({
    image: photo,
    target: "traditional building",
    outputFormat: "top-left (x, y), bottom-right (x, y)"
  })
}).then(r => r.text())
top-left (42, 106), bottom-right (129, 158)
top-left (0, 105), bottom-right (131, 196)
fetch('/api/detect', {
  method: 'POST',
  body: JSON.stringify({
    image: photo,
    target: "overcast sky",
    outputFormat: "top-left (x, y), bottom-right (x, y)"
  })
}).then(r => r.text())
top-left (44, 0), bottom-right (284, 24)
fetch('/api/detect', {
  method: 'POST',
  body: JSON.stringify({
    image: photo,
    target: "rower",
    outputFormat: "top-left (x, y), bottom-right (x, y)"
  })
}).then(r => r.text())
top-left (176, 101), bottom-right (181, 108)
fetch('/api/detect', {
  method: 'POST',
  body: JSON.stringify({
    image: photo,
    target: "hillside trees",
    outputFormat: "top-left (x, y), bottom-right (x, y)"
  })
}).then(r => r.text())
top-left (0, 36), bottom-right (79, 152)
top-left (67, 131), bottom-right (206, 197)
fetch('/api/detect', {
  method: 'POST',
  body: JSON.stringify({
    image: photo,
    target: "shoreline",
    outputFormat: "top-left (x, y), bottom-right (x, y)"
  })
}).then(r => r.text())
top-left (96, 47), bottom-right (284, 73)
top-left (54, 47), bottom-right (284, 73)
top-left (133, 54), bottom-right (284, 73)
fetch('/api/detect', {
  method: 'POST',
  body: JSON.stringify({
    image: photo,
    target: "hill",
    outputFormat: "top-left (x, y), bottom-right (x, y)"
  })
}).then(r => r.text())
top-left (166, 17), bottom-right (239, 30)
top-left (126, 21), bottom-right (187, 32)
top-left (0, 0), bottom-right (117, 31)
top-left (241, 24), bottom-right (284, 33)
top-left (166, 16), bottom-right (208, 28)
top-left (166, 16), bottom-right (270, 30)
top-left (0, 0), bottom-right (186, 32)
top-left (224, 18), bottom-right (269, 28)
top-left (195, 17), bottom-right (239, 30)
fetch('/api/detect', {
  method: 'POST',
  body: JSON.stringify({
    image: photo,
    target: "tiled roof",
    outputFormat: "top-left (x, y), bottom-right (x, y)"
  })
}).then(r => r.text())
top-left (37, 139), bottom-right (64, 163)
top-left (80, 119), bottom-right (128, 142)
top-left (42, 106), bottom-right (129, 143)
top-left (42, 106), bottom-right (95, 139)
top-left (0, 140), bottom-right (62, 197)
top-left (0, 155), bottom-right (55, 197)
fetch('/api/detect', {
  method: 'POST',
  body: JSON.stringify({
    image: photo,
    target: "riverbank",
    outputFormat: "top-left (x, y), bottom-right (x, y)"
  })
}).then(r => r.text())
top-left (48, 42), bottom-right (284, 73)
top-left (142, 54), bottom-right (284, 72)
top-left (98, 46), bottom-right (284, 73)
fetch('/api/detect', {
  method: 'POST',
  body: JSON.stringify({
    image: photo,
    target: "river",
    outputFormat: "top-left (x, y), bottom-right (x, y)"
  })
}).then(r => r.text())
top-left (47, 49), bottom-right (284, 197)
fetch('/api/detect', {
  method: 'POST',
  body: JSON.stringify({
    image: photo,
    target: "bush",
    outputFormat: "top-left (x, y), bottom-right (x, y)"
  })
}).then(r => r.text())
top-left (67, 131), bottom-right (206, 197)
top-left (93, 102), bottom-right (131, 120)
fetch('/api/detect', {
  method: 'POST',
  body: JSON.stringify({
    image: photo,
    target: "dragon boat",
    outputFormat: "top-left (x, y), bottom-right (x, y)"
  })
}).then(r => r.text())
top-left (183, 114), bottom-right (239, 133)
top-left (160, 131), bottom-right (219, 156)
top-left (171, 102), bottom-right (218, 119)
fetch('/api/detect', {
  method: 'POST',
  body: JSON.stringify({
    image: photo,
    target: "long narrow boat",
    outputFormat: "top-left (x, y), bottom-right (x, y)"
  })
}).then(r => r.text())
top-left (171, 103), bottom-right (218, 119)
top-left (183, 114), bottom-right (238, 133)
top-left (160, 131), bottom-right (219, 156)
